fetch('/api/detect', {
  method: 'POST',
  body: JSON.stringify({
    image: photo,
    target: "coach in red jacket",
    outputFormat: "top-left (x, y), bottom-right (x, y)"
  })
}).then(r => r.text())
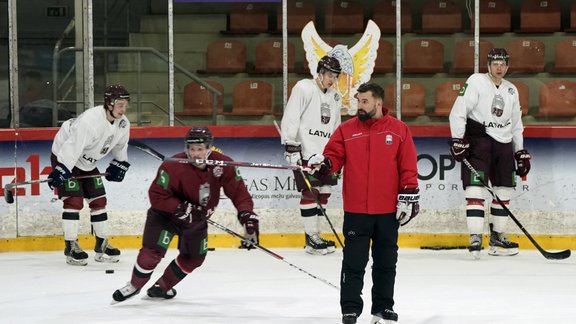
top-left (308, 83), bottom-right (419, 324)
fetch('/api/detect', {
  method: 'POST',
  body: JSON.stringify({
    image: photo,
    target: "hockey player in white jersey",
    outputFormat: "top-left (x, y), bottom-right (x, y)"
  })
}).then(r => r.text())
top-left (49, 85), bottom-right (131, 266)
top-left (281, 55), bottom-right (342, 255)
top-left (449, 48), bottom-right (531, 258)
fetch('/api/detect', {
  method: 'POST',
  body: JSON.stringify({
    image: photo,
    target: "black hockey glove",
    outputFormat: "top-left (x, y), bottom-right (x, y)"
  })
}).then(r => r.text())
top-left (238, 211), bottom-right (259, 250)
top-left (449, 138), bottom-right (470, 162)
top-left (514, 149), bottom-right (532, 177)
top-left (306, 154), bottom-right (332, 177)
top-left (396, 188), bottom-right (420, 226)
top-left (105, 159), bottom-right (130, 182)
top-left (48, 162), bottom-right (72, 190)
top-left (174, 201), bottom-right (210, 225)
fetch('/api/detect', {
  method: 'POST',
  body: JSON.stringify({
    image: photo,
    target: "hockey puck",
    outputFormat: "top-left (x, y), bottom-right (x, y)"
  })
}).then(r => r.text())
top-left (105, 269), bottom-right (115, 274)
top-left (207, 247), bottom-right (215, 251)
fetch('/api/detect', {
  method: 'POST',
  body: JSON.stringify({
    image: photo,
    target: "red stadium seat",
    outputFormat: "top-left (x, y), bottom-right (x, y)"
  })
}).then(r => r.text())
top-left (383, 82), bottom-right (426, 117)
top-left (200, 39), bottom-right (247, 74)
top-left (548, 38), bottom-right (576, 74)
top-left (374, 39), bottom-right (395, 74)
top-left (252, 39), bottom-right (295, 74)
top-left (228, 80), bottom-right (273, 116)
top-left (228, 3), bottom-right (269, 34)
top-left (536, 80), bottom-right (576, 117)
top-left (275, 0), bottom-right (316, 34)
top-left (431, 80), bottom-right (466, 117)
top-left (509, 80), bottom-right (529, 116)
top-left (420, 0), bottom-right (462, 34)
top-left (451, 38), bottom-right (493, 74)
top-left (505, 38), bottom-right (545, 73)
top-left (324, 1), bottom-right (365, 34)
top-left (403, 39), bottom-right (444, 74)
top-left (178, 80), bottom-right (224, 116)
top-left (371, 0), bottom-right (412, 34)
top-left (517, 0), bottom-right (561, 33)
top-left (469, 0), bottom-right (511, 33)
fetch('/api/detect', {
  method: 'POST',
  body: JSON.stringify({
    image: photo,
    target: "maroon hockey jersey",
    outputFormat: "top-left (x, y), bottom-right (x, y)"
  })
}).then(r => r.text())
top-left (148, 151), bottom-right (253, 217)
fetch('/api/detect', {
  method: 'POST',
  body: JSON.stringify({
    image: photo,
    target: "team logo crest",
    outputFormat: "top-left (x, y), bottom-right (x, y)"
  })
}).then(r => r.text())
top-left (213, 166), bottom-right (223, 178)
top-left (302, 20), bottom-right (380, 116)
top-left (119, 119), bottom-right (127, 128)
top-left (386, 134), bottom-right (393, 145)
top-left (491, 94), bottom-right (505, 117)
top-left (320, 103), bottom-right (331, 124)
top-left (199, 182), bottom-right (210, 207)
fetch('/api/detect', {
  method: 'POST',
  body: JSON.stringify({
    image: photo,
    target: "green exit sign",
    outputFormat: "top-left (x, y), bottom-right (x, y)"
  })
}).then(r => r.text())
top-left (46, 6), bottom-right (68, 17)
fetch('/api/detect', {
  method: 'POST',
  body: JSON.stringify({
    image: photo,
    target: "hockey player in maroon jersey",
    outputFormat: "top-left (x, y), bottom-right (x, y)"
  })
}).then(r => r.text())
top-left (112, 126), bottom-right (259, 303)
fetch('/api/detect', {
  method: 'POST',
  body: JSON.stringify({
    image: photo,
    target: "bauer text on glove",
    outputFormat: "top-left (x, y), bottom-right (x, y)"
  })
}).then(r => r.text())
top-left (449, 138), bottom-right (469, 162)
top-left (238, 211), bottom-right (259, 250)
top-left (514, 149), bottom-right (531, 177)
top-left (396, 188), bottom-right (420, 226)
top-left (48, 162), bottom-right (72, 190)
top-left (105, 159), bottom-right (130, 182)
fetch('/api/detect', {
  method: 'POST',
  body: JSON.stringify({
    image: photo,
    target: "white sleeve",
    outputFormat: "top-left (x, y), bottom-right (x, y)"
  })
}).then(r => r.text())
top-left (281, 82), bottom-right (307, 144)
top-left (111, 125), bottom-right (130, 162)
top-left (449, 76), bottom-right (479, 138)
top-left (510, 92), bottom-right (524, 152)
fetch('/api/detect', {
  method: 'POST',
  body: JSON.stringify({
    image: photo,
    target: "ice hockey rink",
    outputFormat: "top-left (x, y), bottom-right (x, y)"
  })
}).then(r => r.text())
top-left (1, 247), bottom-right (574, 324)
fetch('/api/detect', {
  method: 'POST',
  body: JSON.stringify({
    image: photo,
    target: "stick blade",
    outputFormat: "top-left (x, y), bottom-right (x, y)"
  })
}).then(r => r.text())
top-left (128, 139), bottom-right (165, 161)
top-left (4, 184), bottom-right (14, 204)
top-left (543, 249), bottom-right (571, 260)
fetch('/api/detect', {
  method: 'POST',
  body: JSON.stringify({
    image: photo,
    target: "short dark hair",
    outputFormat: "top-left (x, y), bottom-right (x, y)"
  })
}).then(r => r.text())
top-left (356, 83), bottom-right (384, 101)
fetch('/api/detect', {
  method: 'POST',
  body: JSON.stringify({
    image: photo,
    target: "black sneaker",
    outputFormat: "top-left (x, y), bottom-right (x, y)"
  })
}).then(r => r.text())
top-left (112, 282), bottom-right (141, 303)
top-left (64, 240), bottom-right (88, 266)
top-left (147, 283), bottom-right (177, 299)
top-left (342, 313), bottom-right (358, 324)
top-left (95, 236), bottom-right (121, 263)
top-left (371, 309), bottom-right (398, 323)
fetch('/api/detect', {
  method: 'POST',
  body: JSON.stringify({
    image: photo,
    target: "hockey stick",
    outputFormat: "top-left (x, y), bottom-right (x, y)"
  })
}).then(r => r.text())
top-left (462, 158), bottom-right (570, 260)
top-left (273, 121), bottom-right (344, 248)
top-left (207, 218), bottom-right (339, 290)
top-left (129, 139), bottom-right (311, 171)
top-left (3, 173), bottom-right (108, 204)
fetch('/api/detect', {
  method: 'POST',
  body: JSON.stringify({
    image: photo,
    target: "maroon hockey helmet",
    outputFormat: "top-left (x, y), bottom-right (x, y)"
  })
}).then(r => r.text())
top-left (487, 48), bottom-right (509, 65)
top-left (316, 55), bottom-right (342, 75)
top-left (104, 84), bottom-right (130, 108)
top-left (186, 126), bottom-right (213, 147)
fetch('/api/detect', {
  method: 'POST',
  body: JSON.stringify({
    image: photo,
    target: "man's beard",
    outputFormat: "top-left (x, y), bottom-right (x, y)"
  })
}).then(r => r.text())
top-left (357, 109), bottom-right (375, 122)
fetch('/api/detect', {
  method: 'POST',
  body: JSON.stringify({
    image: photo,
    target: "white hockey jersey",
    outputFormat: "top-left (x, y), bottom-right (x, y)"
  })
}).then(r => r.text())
top-left (51, 106), bottom-right (130, 171)
top-left (449, 73), bottom-right (524, 152)
top-left (281, 79), bottom-right (342, 160)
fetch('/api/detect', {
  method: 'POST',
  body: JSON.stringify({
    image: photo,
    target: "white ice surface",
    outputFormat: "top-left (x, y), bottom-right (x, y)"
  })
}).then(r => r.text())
top-left (0, 248), bottom-right (574, 324)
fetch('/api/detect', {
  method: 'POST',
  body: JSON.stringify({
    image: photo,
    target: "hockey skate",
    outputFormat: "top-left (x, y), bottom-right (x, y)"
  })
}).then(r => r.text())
top-left (468, 234), bottom-right (483, 260)
top-left (371, 309), bottom-right (399, 323)
top-left (342, 313), bottom-right (358, 324)
top-left (64, 240), bottom-right (88, 266)
top-left (112, 282), bottom-right (141, 304)
top-left (319, 236), bottom-right (337, 253)
top-left (488, 228), bottom-right (519, 256)
top-left (146, 283), bottom-right (177, 300)
top-left (305, 233), bottom-right (331, 255)
top-left (94, 236), bottom-right (120, 263)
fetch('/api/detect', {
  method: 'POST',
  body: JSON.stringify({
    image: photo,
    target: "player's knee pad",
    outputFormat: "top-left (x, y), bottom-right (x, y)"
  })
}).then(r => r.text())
top-left (176, 254), bottom-right (205, 274)
top-left (88, 195), bottom-right (107, 211)
top-left (465, 186), bottom-right (487, 200)
top-left (493, 186), bottom-right (512, 203)
top-left (136, 247), bottom-right (164, 270)
top-left (62, 196), bottom-right (83, 210)
top-left (318, 185), bottom-right (332, 195)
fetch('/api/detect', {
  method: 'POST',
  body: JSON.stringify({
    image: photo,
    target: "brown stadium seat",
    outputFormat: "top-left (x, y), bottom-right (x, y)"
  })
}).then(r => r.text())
top-left (431, 80), bottom-right (466, 117)
top-left (228, 80), bottom-right (273, 116)
top-left (548, 38), bottom-right (576, 74)
top-left (505, 38), bottom-right (545, 73)
top-left (253, 39), bottom-right (295, 74)
top-left (374, 39), bottom-right (394, 74)
top-left (178, 80), bottom-right (224, 116)
top-left (275, 0), bottom-right (316, 34)
top-left (228, 3), bottom-right (269, 34)
top-left (509, 80), bottom-right (529, 116)
top-left (403, 39), bottom-right (444, 74)
top-left (324, 1), bottom-right (365, 34)
top-left (536, 80), bottom-right (576, 117)
top-left (371, 0), bottom-right (412, 34)
top-left (469, 0), bottom-right (511, 33)
top-left (200, 39), bottom-right (247, 74)
top-left (420, 0), bottom-right (462, 34)
top-left (451, 39), bottom-right (493, 74)
top-left (566, 2), bottom-right (576, 32)
top-left (517, 0), bottom-right (561, 33)
top-left (383, 82), bottom-right (426, 117)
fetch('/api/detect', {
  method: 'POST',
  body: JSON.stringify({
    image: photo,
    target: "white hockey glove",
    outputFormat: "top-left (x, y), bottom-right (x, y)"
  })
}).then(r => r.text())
top-left (396, 188), bottom-right (420, 226)
top-left (284, 141), bottom-right (302, 166)
top-left (306, 154), bottom-right (331, 176)
top-left (238, 211), bottom-right (259, 250)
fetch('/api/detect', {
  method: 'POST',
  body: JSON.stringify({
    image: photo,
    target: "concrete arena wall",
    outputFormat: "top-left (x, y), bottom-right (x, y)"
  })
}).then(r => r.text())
top-left (1, 125), bottom-right (575, 251)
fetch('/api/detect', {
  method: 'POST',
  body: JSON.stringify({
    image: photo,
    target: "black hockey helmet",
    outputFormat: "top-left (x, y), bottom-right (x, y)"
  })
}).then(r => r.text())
top-left (487, 48), bottom-right (509, 65)
top-left (104, 84), bottom-right (130, 108)
top-left (185, 126), bottom-right (213, 148)
top-left (316, 55), bottom-right (342, 75)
